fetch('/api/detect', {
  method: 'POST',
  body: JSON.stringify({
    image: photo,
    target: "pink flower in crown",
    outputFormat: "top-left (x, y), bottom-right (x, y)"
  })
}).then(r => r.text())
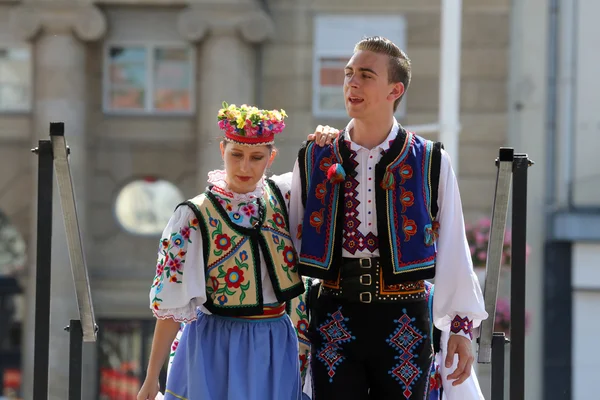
top-left (241, 203), bottom-right (258, 217)
top-left (261, 121), bottom-right (272, 134)
top-left (244, 120), bottom-right (260, 137)
top-left (220, 120), bottom-right (233, 134)
top-left (271, 121), bottom-right (285, 134)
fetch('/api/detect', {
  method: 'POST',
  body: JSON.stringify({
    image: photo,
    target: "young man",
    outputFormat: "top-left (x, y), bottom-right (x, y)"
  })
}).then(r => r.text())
top-left (289, 36), bottom-right (488, 399)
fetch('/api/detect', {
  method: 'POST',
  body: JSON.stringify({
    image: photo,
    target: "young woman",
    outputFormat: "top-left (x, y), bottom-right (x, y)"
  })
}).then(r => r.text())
top-left (137, 103), bottom-right (334, 400)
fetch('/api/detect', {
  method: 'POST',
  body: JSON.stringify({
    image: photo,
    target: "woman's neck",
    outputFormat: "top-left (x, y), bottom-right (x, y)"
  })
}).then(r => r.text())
top-left (350, 116), bottom-right (396, 150)
top-left (224, 178), bottom-right (257, 195)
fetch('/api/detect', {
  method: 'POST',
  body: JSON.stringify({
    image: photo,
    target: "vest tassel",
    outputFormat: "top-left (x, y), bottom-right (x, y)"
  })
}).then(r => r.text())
top-left (380, 169), bottom-right (395, 190)
top-left (327, 163), bottom-right (346, 184)
top-left (424, 221), bottom-right (440, 246)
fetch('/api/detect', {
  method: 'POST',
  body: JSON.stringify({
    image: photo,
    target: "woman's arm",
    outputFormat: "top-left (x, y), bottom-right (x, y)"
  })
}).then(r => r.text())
top-left (138, 319), bottom-right (182, 399)
top-left (146, 319), bottom-right (182, 381)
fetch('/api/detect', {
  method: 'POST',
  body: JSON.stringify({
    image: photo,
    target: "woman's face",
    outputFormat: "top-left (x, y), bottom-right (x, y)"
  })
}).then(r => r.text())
top-left (220, 141), bottom-right (276, 194)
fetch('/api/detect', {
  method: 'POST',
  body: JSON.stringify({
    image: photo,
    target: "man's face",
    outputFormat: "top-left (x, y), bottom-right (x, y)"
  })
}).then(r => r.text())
top-left (343, 50), bottom-right (404, 120)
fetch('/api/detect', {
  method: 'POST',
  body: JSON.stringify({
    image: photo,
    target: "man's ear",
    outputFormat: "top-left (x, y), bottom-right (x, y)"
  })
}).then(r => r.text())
top-left (388, 82), bottom-right (405, 102)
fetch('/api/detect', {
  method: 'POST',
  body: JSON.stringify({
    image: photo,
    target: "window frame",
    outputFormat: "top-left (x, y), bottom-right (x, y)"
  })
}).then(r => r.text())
top-left (0, 43), bottom-right (33, 114)
top-left (312, 51), bottom-right (352, 119)
top-left (311, 15), bottom-right (408, 120)
top-left (102, 41), bottom-right (196, 116)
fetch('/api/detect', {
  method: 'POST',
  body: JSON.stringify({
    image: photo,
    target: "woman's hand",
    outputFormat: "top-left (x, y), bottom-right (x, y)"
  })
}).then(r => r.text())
top-left (137, 378), bottom-right (161, 400)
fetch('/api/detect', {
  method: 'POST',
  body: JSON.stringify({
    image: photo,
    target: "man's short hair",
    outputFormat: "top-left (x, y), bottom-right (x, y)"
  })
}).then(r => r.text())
top-left (354, 36), bottom-right (411, 111)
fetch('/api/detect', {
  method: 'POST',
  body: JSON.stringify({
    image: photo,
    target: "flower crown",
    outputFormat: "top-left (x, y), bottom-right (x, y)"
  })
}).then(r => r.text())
top-left (217, 102), bottom-right (287, 145)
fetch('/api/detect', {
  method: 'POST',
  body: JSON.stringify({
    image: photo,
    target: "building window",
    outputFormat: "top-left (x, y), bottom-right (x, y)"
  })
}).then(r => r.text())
top-left (0, 46), bottom-right (32, 112)
top-left (312, 15), bottom-right (407, 119)
top-left (104, 44), bottom-right (195, 114)
top-left (114, 177), bottom-right (185, 236)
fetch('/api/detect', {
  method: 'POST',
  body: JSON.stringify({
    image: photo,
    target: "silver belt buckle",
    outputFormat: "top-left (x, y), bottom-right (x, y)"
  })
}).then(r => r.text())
top-left (359, 292), bottom-right (372, 303)
top-left (360, 274), bottom-right (372, 286)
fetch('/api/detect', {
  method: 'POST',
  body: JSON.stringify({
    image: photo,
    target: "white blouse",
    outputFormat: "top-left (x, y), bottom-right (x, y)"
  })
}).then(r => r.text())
top-left (289, 120), bottom-right (488, 338)
top-left (149, 170), bottom-right (293, 322)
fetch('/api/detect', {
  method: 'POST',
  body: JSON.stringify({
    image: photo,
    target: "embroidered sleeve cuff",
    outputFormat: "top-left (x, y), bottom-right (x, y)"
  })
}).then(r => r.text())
top-left (450, 315), bottom-right (474, 340)
top-left (151, 299), bottom-right (202, 323)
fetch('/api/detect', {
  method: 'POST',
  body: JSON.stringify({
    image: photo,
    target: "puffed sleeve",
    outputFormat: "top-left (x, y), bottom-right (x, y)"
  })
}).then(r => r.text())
top-left (289, 159), bottom-right (304, 252)
top-left (269, 171), bottom-right (293, 213)
top-left (432, 150), bottom-right (488, 339)
top-left (149, 205), bottom-right (207, 322)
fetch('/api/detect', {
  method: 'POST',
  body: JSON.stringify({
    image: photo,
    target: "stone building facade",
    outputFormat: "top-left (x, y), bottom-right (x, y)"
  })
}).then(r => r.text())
top-left (0, 0), bottom-right (511, 398)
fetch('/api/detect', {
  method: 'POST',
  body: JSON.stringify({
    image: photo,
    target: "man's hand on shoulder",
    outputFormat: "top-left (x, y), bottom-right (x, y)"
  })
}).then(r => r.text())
top-left (307, 125), bottom-right (340, 146)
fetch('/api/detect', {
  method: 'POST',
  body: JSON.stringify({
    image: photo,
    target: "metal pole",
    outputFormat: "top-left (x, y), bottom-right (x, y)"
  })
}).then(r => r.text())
top-left (510, 154), bottom-right (533, 400)
top-left (50, 122), bottom-right (97, 342)
top-left (491, 333), bottom-right (509, 400)
top-left (32, 140), bottom-right (53, 400)
top-left (438, 0), bottom-right (463, 174)
top-left (66, 320), bottom-right (83, 400)
top-left (478, 148), bottom-right (514, 364)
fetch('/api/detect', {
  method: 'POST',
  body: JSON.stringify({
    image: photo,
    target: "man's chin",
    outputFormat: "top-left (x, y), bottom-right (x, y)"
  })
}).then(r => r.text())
top-left (345, 107), bottom-right (362, 119)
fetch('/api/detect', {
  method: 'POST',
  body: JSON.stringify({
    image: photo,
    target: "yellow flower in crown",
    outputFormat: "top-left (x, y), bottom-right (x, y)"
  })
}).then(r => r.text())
top-left (217, 101), bottom-right (286, 145)
top-left (236, 116), bottom-right (245, 129)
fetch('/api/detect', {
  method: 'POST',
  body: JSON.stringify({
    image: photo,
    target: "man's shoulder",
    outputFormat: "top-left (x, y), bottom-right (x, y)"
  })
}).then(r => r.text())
top-left (406, 131), bottom-right (443, 148)
top-left (298, 140), bottom-right (337, 158)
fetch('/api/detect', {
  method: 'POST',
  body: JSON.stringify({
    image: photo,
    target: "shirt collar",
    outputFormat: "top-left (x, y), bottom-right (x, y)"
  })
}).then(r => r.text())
top-left (342, 118), bottom-right (400, 152)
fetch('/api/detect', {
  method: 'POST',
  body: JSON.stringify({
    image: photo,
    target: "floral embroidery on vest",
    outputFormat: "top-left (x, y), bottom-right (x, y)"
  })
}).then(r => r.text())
top-left (204, 206), bottom-right (253, 303)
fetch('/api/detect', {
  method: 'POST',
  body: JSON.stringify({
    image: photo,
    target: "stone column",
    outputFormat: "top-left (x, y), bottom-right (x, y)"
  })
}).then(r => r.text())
top-left (178, 2), bottom-right (274, 189)
top-left (9, 4), bottom-right (106, 399)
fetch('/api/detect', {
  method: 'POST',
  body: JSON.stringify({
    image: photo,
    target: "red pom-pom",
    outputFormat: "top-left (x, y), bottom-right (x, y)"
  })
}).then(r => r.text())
top-left (327, 163), bottom-right (346, 184)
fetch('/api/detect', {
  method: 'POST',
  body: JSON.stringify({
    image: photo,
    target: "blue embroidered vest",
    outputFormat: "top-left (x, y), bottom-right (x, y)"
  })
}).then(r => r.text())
top-left (297, 128), bottom-right (443, 285)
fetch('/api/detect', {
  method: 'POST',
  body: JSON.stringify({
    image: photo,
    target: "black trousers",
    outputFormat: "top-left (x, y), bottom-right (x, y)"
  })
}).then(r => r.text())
top-left (308, 294), bottom-right (433, 400)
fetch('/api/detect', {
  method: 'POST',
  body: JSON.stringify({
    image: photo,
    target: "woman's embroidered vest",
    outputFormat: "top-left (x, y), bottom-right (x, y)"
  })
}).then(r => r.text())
top-left (297, 128), bottom-right (443, 285)
top-left (184, 179), bottom-right (305, 316)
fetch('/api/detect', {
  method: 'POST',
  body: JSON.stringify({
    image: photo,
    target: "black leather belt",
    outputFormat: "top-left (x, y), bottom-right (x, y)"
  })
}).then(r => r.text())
top-left (320, 257), bottom-right (426, 304)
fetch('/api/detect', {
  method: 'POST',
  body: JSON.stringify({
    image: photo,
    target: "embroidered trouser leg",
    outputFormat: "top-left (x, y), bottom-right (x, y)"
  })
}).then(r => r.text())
top-left (308, 295), bottom-right (433, 400)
